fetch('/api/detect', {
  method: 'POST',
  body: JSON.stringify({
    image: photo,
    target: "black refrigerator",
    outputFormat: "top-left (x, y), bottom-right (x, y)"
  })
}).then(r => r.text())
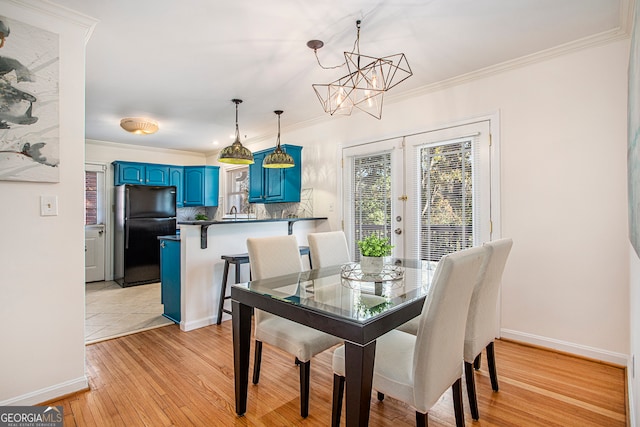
top-left (114, 184), bottom-right (177, 287)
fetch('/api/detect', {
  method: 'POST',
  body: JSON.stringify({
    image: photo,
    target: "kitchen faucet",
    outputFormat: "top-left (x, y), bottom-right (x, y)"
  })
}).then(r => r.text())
top-left (229, 205), bottom-right (237, 220)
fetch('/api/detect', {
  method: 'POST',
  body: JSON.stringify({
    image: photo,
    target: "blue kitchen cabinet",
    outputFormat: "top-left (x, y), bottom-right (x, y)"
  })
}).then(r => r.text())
top-left (169, 166), bottom-right (184, 208)
top-left (248, 145), bottom-right (302, 203)
top-left (113, 161), bottom-right (170, 186)
top-left (183, 165), bottom-right (220, 207)
top-left (159, 237), bottom-right (180, 323)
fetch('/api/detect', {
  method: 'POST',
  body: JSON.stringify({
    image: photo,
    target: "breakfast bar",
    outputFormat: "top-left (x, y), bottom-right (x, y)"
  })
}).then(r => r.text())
top-left (169, 217), bottom-right (328, 331)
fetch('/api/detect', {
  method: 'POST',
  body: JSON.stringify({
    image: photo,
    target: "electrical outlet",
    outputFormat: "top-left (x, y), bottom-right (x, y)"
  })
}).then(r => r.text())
top-left (40, 195), bottom-right (58, 216)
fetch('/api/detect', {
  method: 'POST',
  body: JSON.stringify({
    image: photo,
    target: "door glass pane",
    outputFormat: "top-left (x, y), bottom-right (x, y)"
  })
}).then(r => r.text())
top-left (351, 152), bottom-right (392, 261)
top-left (419, 139), bottom-right (473, 263)
top-left (85, 171), bottom-right (97, 225)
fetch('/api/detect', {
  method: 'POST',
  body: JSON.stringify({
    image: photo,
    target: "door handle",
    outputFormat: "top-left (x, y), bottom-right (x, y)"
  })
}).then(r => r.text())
top-left (395, 228), bottom-right (402, 235)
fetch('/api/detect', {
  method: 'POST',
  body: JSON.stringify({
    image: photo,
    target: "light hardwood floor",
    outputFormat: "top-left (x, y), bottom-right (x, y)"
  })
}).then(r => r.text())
top-left (53, 322), bottom-right (627, 426)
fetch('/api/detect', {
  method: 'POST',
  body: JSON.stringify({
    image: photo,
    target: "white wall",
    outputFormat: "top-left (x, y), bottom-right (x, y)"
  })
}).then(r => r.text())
top-left (630, 247), bottom-right (640, 424)
top-left (214, 38), bottom-right (631, 363)
top-left (86, 138), bottom-right (207, 167)
top-left (0, 0), bottom-right (97, 405)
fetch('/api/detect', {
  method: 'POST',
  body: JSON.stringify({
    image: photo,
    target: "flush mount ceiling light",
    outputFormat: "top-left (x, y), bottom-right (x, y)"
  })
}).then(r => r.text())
top-left (263, 110), bottom-right (295, 169)
top-left (218, 99), bottom-right (254, 165)
top-left (308, 20), bottom-right (412, 119)
top-left (120, 117), bottom-right (159, 135)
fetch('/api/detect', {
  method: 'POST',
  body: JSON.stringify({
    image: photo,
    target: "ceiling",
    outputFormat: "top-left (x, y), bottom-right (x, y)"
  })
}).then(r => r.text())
top-left (51, 0), bottom-right (630, 154)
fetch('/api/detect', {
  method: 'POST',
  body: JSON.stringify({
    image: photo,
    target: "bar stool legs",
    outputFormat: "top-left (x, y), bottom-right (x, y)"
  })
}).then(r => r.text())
top-left (217, 254), bottom-right (249, 325)
top-left (217, 247), bottom-right (310, 325)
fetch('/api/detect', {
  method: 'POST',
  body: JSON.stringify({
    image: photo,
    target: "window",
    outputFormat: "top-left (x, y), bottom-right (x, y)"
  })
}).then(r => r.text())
top-left (350, 152), bottom-right (392, 260)
top-left (418, 138), bottom-right (474, 262)
top-left (225, 166), bottom-right (249, 213)
top-left (85, 171), bottom-right (98, 225)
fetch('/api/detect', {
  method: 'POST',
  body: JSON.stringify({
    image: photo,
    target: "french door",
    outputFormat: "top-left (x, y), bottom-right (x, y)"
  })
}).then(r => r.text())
top-left (342, 120), bottom-right (493, 265)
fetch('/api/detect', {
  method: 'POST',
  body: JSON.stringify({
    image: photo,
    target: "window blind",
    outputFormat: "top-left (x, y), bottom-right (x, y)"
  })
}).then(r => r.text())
top-left (349, 152), bottom-right (392, 261)
top-left (407, 134), bottom-right (480, 263)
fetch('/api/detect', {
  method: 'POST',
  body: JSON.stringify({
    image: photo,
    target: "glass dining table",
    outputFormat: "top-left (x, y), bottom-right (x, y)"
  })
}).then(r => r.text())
top-left (231, 259), bottom-right (434, 427)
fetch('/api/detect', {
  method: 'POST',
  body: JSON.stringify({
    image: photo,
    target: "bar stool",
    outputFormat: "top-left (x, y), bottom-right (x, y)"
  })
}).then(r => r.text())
top-left (216, 246), bottom-right (311, 325)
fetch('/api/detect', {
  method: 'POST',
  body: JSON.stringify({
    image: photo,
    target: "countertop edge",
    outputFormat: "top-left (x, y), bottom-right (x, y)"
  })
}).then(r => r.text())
top-left (178, 217), bottom-right (328, 226)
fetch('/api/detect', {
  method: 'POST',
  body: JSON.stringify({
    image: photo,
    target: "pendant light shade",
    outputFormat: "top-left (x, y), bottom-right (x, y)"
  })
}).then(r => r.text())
top-left (218, 99), bottom-right (254, 165)
top-left (263, 110), bottom-right (295, 169)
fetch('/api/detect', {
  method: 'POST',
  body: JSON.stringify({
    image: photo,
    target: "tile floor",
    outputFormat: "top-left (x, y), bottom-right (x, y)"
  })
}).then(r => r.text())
top-left (85, 281), bottom-right (173, 344)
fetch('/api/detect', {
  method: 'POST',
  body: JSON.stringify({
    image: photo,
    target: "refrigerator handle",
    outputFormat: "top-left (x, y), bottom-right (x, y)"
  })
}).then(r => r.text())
top-left (125, 187), bottom-right (130, 249)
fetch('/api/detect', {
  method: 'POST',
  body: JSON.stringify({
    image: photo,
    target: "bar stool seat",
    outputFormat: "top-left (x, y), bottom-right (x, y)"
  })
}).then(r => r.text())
top-left (216, 246), bottom-right (310, 325)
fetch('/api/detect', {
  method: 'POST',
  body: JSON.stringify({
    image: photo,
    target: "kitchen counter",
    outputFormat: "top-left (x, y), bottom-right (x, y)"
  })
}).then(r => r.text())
top-left (179, 217), bottom-right (328, 249)
top-left (158, 235), bottom-right (180, 241)
top-left (174, 216), bottom-right (329, 331)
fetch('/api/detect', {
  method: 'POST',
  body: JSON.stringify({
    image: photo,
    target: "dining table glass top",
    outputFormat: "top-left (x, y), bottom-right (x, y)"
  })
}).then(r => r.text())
top-left (232, 258), bottom-right (436, 324)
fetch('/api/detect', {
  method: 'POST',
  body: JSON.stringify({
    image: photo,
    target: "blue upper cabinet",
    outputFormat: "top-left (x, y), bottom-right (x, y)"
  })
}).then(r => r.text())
top-left (249, 145), bottom-right (302, 203)
top-left (169, 167), bottom-right (184, 208)
top-left (183, 165), bottom-right (220, 207)
top-left (113, 161), bottom-right (170, 186)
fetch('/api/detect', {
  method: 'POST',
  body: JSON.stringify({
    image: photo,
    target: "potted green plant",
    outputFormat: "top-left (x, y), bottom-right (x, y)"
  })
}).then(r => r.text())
top-left (194, 213), bottom-right (208, 221)
top-left (357, 233), bottom-right (394, 274)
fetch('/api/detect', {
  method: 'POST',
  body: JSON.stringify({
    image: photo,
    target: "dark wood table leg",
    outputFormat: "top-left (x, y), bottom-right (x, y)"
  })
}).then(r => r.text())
top-left (232, 300), bottom-right (252, 416)
top-left (344, 340), bottom-right (376, 427)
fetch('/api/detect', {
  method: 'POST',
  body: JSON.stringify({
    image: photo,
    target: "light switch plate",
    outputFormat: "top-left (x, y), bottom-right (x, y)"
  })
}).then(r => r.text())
top-left (41, 195), bottom-right (58, 216)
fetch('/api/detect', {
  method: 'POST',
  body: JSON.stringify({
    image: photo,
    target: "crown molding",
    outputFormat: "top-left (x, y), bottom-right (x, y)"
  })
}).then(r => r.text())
top-left (3, 0), bottom-right (98, 41)
top-left (389, 17), bottom-right (633, 104)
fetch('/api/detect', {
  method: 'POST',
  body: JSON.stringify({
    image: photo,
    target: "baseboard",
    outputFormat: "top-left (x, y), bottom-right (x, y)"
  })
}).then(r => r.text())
top-left (180, 315), bottom-right (214, 332)
top-left (0, 376), bottom-right (88, 406)
top-left (628, 369), bottom-right (635, 427)
top-left (500, 328), bottom-right (628, 366)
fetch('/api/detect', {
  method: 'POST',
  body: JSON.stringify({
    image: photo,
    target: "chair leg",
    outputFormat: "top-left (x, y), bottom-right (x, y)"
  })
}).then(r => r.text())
top-left (486, 341), bottom-right (499, 392)
top-left (252, 340), bottom-right (262, 385)
top-left (216, 261), bottom-right (230, 325)
top-left (377, 391), bottom-right (385, 401)
top-left (473, 353), bottom-right (482, 370)
top-left (299, 360), bottom-right (310, 418)
top-left (464, 361), bottom-right (479, 420)
top-left (452, 378), bottom-right (465, 427)
top-left (331, 374), bottom-right (345, 427)
top-left (416, 411), bottom-right (428, 427)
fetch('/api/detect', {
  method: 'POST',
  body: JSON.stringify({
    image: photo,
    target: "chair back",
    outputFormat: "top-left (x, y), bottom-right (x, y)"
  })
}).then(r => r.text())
top-left (412, 245), bottom-right (488, 412)
top-left (464, 238), bottom-right (513, 362)
top-left (307, 231), bottom-right (351, 268)
top-left (247, 235), bottom-right (303, 280)
top-left (247, 235), bottom-right (304, 324)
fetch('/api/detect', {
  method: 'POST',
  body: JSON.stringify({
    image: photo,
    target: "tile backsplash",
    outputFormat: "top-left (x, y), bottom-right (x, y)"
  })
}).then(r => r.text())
top-left (176, 188), bottom-right (313, 221)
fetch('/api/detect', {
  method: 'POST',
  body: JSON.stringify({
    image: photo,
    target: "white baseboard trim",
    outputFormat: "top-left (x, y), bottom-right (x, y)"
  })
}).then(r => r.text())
top-left (628, 370), bottom-right (636, 427)
top-left (0, 376), bottom-right (88, 406)
top-left (500, 329), bottom-right (628, 366)
top-left (180, 316), bottom-right (214, 332)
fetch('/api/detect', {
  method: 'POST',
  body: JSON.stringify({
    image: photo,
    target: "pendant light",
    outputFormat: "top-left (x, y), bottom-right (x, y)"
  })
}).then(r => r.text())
top-left (263, 110), bottom-right (295, 169)
top-left (218, 99), bottom-right (254, 165)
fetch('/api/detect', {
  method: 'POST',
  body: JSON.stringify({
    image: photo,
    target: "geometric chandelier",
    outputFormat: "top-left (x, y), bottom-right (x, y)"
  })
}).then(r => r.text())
top-left (309, 20), bottom-right (412, 119)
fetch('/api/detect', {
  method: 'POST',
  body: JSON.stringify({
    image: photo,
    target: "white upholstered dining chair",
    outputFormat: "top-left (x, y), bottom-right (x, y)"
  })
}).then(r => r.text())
top-left (246, 235), bottom-right (342, 418)
top-left (331, 245), bottom-right (489, 427)
top-left (462, 238), bottom-right (512, 420)
top-left (396, 238), bottom-right (513, 421)
top-left (307, 231), bottom-right (351, 268)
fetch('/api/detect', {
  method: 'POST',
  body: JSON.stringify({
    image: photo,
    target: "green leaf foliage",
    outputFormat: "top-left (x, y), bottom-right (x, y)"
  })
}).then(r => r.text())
top-left (357, 233), bottom-right (394, 257)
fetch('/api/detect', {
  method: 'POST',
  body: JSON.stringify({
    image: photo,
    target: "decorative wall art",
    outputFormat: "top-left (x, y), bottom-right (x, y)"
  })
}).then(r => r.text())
top-left (0, 15), bottom-right (59, 182)
top-left (629, 1), bottom-right (640, 257)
